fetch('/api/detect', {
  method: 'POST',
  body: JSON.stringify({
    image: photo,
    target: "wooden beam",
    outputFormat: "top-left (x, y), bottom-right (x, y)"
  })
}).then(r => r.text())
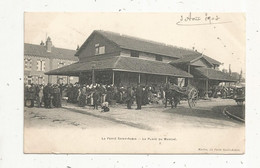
top-left (67, 76), bottom-right (70, 84)
top-left (205, 79), bottom-right (209, 98)
top-left (48, 75), bottom-right (52, 84)
top-left (187, 64), bottom-right (191, 85)
top-left (112, 71), bottom-right (115, 85)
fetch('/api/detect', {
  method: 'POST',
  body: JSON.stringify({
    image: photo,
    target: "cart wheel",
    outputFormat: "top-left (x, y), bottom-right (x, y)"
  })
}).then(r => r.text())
top-left (188, 88), bottom-right (198, 108)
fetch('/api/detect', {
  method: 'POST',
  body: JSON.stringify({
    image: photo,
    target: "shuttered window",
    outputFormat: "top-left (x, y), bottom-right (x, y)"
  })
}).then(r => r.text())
top-left (37, 60), bottom-right (45, 71)
top-left (24, 58), bottom-right (32, 70)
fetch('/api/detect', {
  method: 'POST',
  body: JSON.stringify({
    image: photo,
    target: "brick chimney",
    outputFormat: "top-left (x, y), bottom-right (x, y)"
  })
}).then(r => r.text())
top-left (46, 36), bottom-right (52, 52)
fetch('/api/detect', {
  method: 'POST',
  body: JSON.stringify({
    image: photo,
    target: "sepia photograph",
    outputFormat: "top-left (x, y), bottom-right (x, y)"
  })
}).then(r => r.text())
top-left (23, 12), bottom-right (245, 154)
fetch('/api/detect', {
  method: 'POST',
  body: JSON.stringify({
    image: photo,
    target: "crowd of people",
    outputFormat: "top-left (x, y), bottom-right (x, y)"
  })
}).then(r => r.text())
top-left (24, 82), bottom-right (167, 110)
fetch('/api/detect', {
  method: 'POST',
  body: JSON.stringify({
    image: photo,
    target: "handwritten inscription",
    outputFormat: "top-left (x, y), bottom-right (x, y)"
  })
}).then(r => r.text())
top-left (176, 13), bottom-right (231, 26)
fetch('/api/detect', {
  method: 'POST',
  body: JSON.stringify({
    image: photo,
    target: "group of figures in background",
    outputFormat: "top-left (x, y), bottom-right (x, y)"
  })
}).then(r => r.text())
top-left (24, 82), bottom-right (168, 110)
top-left (24, 80), bottom-right (245, 110)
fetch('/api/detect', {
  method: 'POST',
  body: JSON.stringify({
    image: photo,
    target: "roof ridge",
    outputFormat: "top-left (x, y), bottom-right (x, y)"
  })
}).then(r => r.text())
top-left (96, 30), bottom-right (194, 52)
top-left (24, 43), bottom-right (76, 52)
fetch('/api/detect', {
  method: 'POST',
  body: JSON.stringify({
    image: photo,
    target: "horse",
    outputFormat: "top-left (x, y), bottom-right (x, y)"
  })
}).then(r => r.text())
top-left (164, 89), bottom-right (181, 108)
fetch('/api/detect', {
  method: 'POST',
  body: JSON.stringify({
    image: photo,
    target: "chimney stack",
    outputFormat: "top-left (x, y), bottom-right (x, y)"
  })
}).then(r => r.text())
top-left (46, 37), bottom-right (52, 52)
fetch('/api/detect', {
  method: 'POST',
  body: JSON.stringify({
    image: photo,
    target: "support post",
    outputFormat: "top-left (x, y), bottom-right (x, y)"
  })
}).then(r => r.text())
top-left (92, 69), bottom-right (95, 85)
top-left (205, 79), bottom-right (209, 99)
top-left (91, 64), bottom-right (96, 85)
top-left (112, 71), bottom-right (115, 85)
top-left (48, 75), bottom-right (52, 84)
top-left (187, 64), bottom-right (191, 85)
top-left (67, 76), bottom-right (70, 84)
top-left (138, 73), bottom-right (141, 83)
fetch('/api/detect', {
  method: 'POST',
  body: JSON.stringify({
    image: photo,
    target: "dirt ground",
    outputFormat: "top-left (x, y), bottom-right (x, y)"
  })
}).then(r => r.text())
top-left (226, 105), bottom-right (245, 119)
top-left (24, 98), bottom-right (243, 130)
top-left (24, 98), bottom-right (245, 154)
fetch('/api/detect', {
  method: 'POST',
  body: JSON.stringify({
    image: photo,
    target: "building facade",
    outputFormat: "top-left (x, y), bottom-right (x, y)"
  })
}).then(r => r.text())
top-left (46, 30), bottom-right (236, 95)
top-left (24, 37), bottom-right (78, 84)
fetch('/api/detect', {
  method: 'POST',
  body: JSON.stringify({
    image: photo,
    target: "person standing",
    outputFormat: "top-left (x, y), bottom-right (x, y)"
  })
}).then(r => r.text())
top-left (43, 84), bottom-right (48, 108)
top-left (126, 86), bottom-right (134, 109)
top-left (142, 86), bottom-right (149, 105)
top-left (78, 87), bottom-right (86, 107)
top-left (93, 86), bottom-right (100, 110)
top-left (37, 85), bottom-right (44, 108)
top-left (53, 84), bottom-right (61, 108)
top-left (135, 83), bottom-right (143, 110)
top-left (27, 84), bottom-right (36, 107)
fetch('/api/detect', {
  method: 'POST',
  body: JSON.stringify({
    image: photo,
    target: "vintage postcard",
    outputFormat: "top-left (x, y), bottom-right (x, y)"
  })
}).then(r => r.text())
top-left (24, 12), bottom-right (245, 154)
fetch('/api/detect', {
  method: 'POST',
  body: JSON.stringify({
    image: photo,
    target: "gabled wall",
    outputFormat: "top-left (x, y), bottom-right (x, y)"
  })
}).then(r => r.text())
top-left (120, 49), bottom-right (178, 63)
top-left (78, 33), bottom-right (121, 62)
top-left (191, 58), bottom-right (212, 68)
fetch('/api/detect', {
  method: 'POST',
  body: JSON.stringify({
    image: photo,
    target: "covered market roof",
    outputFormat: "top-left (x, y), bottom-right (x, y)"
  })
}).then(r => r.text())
top-left (45, 56), bottom-right (193, 78)
top-left (193, 67), bottom-right (237, 82)
top-left (170, 53), bottom-right (221, 66)
top-left (24, 43), bottom-right (78, 61)
top-left (75, 30), bottom-right (221, 65)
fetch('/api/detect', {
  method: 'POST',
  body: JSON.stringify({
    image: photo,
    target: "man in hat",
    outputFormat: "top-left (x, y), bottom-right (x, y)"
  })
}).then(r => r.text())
top-left (135, 83), bottom-right (143, 110)
top-left (126, 86), bottom-right (134, 109)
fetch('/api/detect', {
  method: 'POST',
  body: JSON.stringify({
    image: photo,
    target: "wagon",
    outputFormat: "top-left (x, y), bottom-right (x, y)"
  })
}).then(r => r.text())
top-left (165, 84), bottom-right (199, 108)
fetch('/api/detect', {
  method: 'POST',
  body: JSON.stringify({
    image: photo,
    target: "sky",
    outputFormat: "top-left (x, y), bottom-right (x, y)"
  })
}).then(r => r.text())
top-left (24, 12), bottom-right (245, 74)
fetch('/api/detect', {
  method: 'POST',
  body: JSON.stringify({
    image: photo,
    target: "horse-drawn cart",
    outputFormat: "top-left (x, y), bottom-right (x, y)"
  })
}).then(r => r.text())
top-left (165, 84), bottom-right (199, 108)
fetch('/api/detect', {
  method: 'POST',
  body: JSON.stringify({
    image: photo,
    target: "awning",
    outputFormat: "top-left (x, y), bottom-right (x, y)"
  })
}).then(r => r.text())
top-left (45, 56), bottom-right (193, 78)
top-left (193, 67), bottom-right (237, 82)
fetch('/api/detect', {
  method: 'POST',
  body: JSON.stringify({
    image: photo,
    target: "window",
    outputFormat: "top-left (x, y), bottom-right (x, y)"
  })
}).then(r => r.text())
top-left (130, 51), bottom-right (139, 58)
top-left (37, 60), bottom-right (45, 71)
top-left (58, 62), bottom-right (65, 68)
top-left (95, 44), bottom-right (105, 55)
top-left (99, 46), bottom-right (105, 54)
top-left (24, 58), bottom-right (32, 70)
top-left (38, 76), bottom-right (44, 84)
top-left (27, 75), bottom-right (32, 84)
top-left (155, 55), bottom-right (163, 61)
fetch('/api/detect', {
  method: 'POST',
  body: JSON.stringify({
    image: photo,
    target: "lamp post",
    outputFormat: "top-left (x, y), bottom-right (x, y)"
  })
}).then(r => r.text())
top-left (91, 63), bottom-right (96, 85)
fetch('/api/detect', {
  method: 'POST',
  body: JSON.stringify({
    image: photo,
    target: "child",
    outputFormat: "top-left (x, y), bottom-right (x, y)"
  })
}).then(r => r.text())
top-left (101, 102), bottom-right (110, 112)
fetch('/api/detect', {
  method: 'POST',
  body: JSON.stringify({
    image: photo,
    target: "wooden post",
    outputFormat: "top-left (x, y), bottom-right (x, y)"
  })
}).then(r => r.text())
top-left (92, 68), bottom-right (95, 85)
top-left (187, 65), bottom-right (191, 85)
top-left (165, 76), bottom-right (168, 83)
top-left (205, 79), bottom-right (209, 98)
top-left (67, 76), bottom-right (70, 84)
top-left (48, 75), bottom-right (52, 84)
top-left (138, 73), bottom-right (141, 83)
top-left (112, 71), bottom-right (115, 85)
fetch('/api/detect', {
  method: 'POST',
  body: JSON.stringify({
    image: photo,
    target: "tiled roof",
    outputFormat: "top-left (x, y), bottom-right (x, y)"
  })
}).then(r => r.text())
top-left (170, 54), bottom-right (216, 67)
top-left (170, 54), bottom-right (204, 64)
top-left (77, 30), bottom-right (215, 60)
top-left (24, 43), bottom-right (78, 61)
top-left (45, 56), bottom-right (193, 78)
top-left (89, 30), bottom-right (221, 65)
top-left (203, 55), bottom-right (221, 65)
top-left (95, 30), bottom-right (197, 58)
top-left (193, 67), bottom-right (237, 82)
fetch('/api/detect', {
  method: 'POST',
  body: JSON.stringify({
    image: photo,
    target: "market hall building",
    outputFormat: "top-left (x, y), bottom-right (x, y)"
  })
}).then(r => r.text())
top-left (46, 30), bottom-right (236, 96)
